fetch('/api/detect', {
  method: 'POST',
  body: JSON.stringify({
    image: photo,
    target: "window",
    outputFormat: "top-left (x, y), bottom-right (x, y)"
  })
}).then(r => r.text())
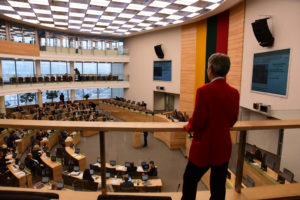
top-left (23, 26), bottom-right (35, 44)
top-left (75, 89), bottom-right (84, 100)
top-left (58, 90), bottom-right (71, 101)
top-left (112, 63), bottom-right (124, 79)
top-left (2, 60), bottom-right (16, 82)
top-left (111, 88), bottom-right (124, 98)
top-left (99, 88), bottom-right (111, 99)
top-left (74, 62), bottom-right (83, 74)
top-left (56, 37), bottom-right (61, 47)
top-left (47, 32), bottom-right (55, 47)
top-left (98, 63), bottom-right (111, 75)
top-left (5, 94), bottom-right (18, 107)
top-left (42, 91), bottom-right (59, 103)
top-left (16, 61), bottom-right (35, 77)
top-left (0, 20), bottom-right (6, 40)
top-left (51, 62), bottom-right (68, 74)
top-left (41, 61), bottom-right (51, 75)
top-left (62, 37), bottom-right (69, 48)
top-left (83, 63), bottom-right (97, 74)
top-left (84, 88), bottom-right (97, 100)
top-left (18, 93), bottom-right (37, 106)
top-left (10, 23), bottom-right (22, 42)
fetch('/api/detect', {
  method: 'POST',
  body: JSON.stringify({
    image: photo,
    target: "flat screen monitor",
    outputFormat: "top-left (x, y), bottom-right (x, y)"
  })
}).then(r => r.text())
top-left (12, 153), bottom-right (17, 159)
top-left (106, 172), bottom-right (110, 178)
top-left (90, 169), bottom-right (94, 175)
top-left (110, 160), bottom-right (116, 166)
top-left (75, 148), bottom-right (80, 154)
top-left (42, 177), bottom-right (49, 184)
top-left (141, 161), bottom-right (146, 166)
top-left (46, 151), bottom-right (50, 157)
top-left (57, 181), bottom-right (64, 189)
top-left (153, 61), bottom-right (172, 81)
top-left (142, 174), bottom-right (149, 181)
top-left (143, 164), bottom-right (149, 170)
top-left (51, 156), bottom-right (56, 162)
top-left (73, 166), bottom-right (80, 172)
top-left (97, 157), bottom-right (101, 163)
top-left (19, 163), bottom-right (25, 170)
top-left (251, 49), bottom-right (290, 96)
top-left (125, 162), bottom-right (130, 167)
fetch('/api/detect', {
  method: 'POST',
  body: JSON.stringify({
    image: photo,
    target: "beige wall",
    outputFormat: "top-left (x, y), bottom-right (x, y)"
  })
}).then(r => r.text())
top-left (124, 27), bottom-right (181, 111)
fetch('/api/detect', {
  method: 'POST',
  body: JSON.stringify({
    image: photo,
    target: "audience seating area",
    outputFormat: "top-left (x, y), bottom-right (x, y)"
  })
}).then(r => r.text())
top-left (102, 98), bottom-right (148, 113)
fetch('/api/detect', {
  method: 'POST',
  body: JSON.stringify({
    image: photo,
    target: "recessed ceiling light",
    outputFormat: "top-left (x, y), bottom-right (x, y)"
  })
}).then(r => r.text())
top-left (125, 32), bottom-right (131, 35)
top-left (187, 13), bottom-right (199, 18)
top-left (56, 27), bottom-right (67, 30)
top-left (131, 28), bottom-right (142, 31)
top-left (112, 0), bottom-right (132, 3)
top-left (84, 18), bottom-right (98, 22)
top-left (127, 4), bottom-right (146, 11)
top-left (69, 19), bottom-right (82, 24)
top-left (107, 26), bottom-right (119, 30)
top-left (8, 1), bottom-right (30, 8)
top-left (28, 0), bottom-right (49, 5)
top-left (129, 18), bottom-right (143, 23)
top-left (53, 15), bottom-right (68, 20)
top-left (41, 23), bottom-right (54, 27)
top-left (70, 2), bottom-right (88, 10)
top-left (87, 10), bottom-right (103, 15)
top-left (103, 30), bottom-right (114, 33)
top-left (167, 15), bottom-right (183, 20)
top-left (50, 6), bottom-right (68, 12)
top-left (138, 11), bottom-right (155, 16)
top-left (54, 21), bottom-right (68, 26)
top-left (69, 12), bottom-right (85, 17)
top-left (24, 19), bottom-right (39, 24)
top-left (122, 24), bottom-right (134, 28)
top-left (82, 24), bottom-right (95, 27)
top-left (33, 9), bottom-right (51, 15)
top-left (106, 7), bottom-right (124, 13)
top-left (69, 25), bottom-right (80, 29)
top-left (91, 31), bottom-right (101, 34)
top-left (116, 29), bottom-right (128, 32)
top-left (145, 26), bottom-right (153, 30)
top-left (174, 0), bottom-right (198, 6)
top-left (149, 1), bottom-right (171, 8)
top-left (137, 23), bottom-right (151, 27)
top-left (90, 0), bottom-right (110, 7)
top-left (17, 11), bottom-right (35, 17)
top-left (53, 0), bottom-right (69, 2)
top-left (147, 16), bottom-right (162, 22)
top-left (81, 29), bottom-right (91, 32)
top-left (119, 13), bottom-right (134, 19)
top-left (0, 5), bottom-right (14, 11)
top-left (159, 8), bottom-right (177, 14)
top-left (156, 21), bottom-right (168, 26)
top-left (182, 6), bottom-right (203, 12)
top-left (206, 3), bottom-right (220, 10)
top-left (96, 22), bottom-right (110, 26)
top-left (94, 27), bottom-right (105, 31)
top-left (202, 0), bottom-right (221, 2)
top-left (4, 14), bottom-right (21, 20)
top-left (112, 20), bottom-right (127, 24)
top-left (38, 17), bottom-right (53, 22)
top-left (173, 20), bottom-right (184, 24)
top-left (100, 15), bottom-right (116, 20)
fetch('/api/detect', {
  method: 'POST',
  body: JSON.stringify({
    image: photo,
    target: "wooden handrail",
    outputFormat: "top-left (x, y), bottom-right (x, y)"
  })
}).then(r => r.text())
top-left (232, 120), bottom-right (300, 131)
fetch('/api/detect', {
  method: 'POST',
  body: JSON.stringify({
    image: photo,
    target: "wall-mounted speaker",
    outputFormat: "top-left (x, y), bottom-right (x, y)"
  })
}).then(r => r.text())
top-left (252, 18), bottom-right (274, 47)
top-left (160, 86), bottom-right (165, 90)
top-left (260, 105), bottom-right (271, 113)
top-left (154, 45), bottom-right (164, 59)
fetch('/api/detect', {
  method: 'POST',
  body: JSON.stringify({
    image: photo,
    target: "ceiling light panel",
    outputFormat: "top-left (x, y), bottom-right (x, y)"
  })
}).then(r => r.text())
top-left (53, 15), bottom-right (68, 20)
top-left (82, 24), bottom-right (95, 27)
top-left (86, 10), bottom-right (103, 15)
top-left (50, 6), bottom-right (68, 12)
top-left (4, 14), bottom-right (21, 20)
top-left (96, 22), bottom-right (110, 26)
top-left (202, 0), bottom-right (221, 2)
top-left (206, 3), bottom-right (220, 10)
top-left (106, 7), bottom-right (124, 13)
top-left (129, 18), bottom-right (143, 23)
top-left (33, 9), bottom-right (51, 15)
top-left (54, 21), bottom-right (68, 26)
top-left (18, 11), bottom-right (36, 17)
top-left (167, 15), bottom-right (183, 20)
top-left (159, 8), bottom-right (177, 15)
top-left (69, 19), bottom-right (82, 24)
top-left (182, 6), bottom-right (203, 12)
top-left (90, 0), bottom-right (110, 7)
top-left (41, 23), bottom-right (54, 27)
top-left (174, 0), bottom-right (198, 6)
top-left (147, 16), bottom-right (162, 22)
top-left (94, 27), bottom-right (105, 31)
top-left (84, 18), bottom-right (98, 22)
top-left (69, 25), bottom-right (80, 29)
top-left (69, 12), bottom-right (85, 17)
top-left (100, 15), bottom-right (116, 20)
top-left (149, 1), bottom-right (171, 8)
top-left (112, 20), bottom-right (127, 24)
top-left (24, 19), bottom-right (39, 24)
top-left (138, 11), bottom-right (155, 16)
top-left (28, 0), bottom-right (49, 5)
top-left (70, 2), bottom-right (88, 10)
top-left (112, 0), bottom-right (132, 3)
top-left (119, 13), bottom-right (135, 18)
top-left (8, 1), bottom-right (30, 8)
top-left (38, 17), bottom-right (53, 22)
top-left (127, 4), bottom-right (146, 11)
top-left (122, 24), bottom-right (134, 28)
top-left (138, 23), bottom-right (151, 27)
top-left (173, 20), bottom-right (184, 24)
top-left (0, 5), bottom-right (14, 11)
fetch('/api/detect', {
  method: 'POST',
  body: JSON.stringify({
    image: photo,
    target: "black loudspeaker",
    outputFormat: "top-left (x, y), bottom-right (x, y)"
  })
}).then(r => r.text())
top-left (252, 18), bottom-right (274, 47)
top-left (38, 29), bottom-right (45, 37)
top-left (154, 45), bottom-right (164, 59)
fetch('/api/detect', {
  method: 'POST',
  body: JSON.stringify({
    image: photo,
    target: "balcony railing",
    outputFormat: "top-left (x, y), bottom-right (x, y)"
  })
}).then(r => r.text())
top-left (0, 119), bottom-right (299, 196)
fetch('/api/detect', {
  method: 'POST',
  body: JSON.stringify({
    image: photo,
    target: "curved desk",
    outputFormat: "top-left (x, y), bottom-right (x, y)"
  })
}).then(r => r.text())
top-left (65, 147), bottom-right (86, 170)
top-left (15, 130), bottom-right (37, 154)
top-left (8, 164), bottom-right (32, 188)
top-left (39, 131), bottom-right (60, 150)
top-left (40, 153), bottom-right (63, 181)
top-left (65, 131), bottom-right (81, 147)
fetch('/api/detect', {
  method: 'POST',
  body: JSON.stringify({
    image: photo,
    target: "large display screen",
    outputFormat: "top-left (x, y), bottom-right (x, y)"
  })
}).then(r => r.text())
top-left (153, 61), bottom-right (171, 81)
top-left (251, 49), bottom-right (290, 96)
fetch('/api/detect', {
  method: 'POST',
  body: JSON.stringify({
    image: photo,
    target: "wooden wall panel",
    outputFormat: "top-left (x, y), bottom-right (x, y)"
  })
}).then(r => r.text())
top-left (179, 24), bottom-right (197, 113)
top-left (0, 40), bottom-right (40, 56)
top-left (227, 1), bottom-right (245, 92)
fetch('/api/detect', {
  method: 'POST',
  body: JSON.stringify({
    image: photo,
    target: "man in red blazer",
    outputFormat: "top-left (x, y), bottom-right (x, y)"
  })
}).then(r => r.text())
top-left (182, 53), bottom-right (239, 200)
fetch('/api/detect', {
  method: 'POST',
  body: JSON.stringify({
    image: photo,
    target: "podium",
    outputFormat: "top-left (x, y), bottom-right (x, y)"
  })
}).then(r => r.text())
top-left (133, 132), bottom-right (142, 148)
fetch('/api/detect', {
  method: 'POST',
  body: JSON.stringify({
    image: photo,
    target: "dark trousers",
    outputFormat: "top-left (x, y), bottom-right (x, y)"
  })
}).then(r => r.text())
top-left (181, 161), bottom-right (228, 200)
top-left (143, 132), bottom-right (148, 146)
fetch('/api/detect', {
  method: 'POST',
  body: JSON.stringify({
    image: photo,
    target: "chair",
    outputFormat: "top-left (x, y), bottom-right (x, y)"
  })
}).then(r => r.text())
top-left (30, 136), bottom-right (35, 150)
top-left (283, 168), bottom-right (294, 182)
top-left (120, 184), bottom-right (137, 192)
top-left (4, 136), bottom-right (8, 145)
top-left (25, 77), bottom-right (31, 83)
top-left (63, 75), bottom-right (67, 82)
top-left (10, 77), bottom-right (17, 84)
top-left (72, 179), bottom-right (85, 191)
top-left (90, 164), bottom-right (101, 172)
top-left (38, 77), bottom-right (43, 82)
top-left (31, 77), bottom-right (37, 83)
top-left (56, 76), bottom-right (62, 82)
top-left (56, 147), bottom-right (65, 164)
top-left (81, 76), bottom-right (86, 81)
top-left (244, 176), bottom-right (255, 187)
top-left (50, 76), bottom-right (55, 82)
top-left (106, 168), bottom-right (117, 176)
top-left (62, 173), bottom-right (74, 186)
top-left (44, 76), bottom-right (50, 82)
top-left (143, 186), bottom-right (160, 192)
top-left (18, 77), bottom-right (24, 84)
top-left (67, 76), bottom-right (73, 82)
top-left (84, 180), bottom-right (98, 191)
top-left (97, 75), bottom-right (102, 81)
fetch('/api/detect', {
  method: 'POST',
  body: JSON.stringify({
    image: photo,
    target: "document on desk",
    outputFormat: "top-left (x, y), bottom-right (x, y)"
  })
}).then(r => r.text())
top-left (15, 139), bottom-right (22, 142)
top-left (15, 171), bottom-right (26, 177)
top-left (252, 163), bottom-right (259, 166)
top-left (137, 166), bottom-right (144, 172)
top-left (6, 154), bottom-right (13, 159)
top-left (110, 179), bottom-right (119, 185)
top-left (75, 155), bottom-right (82, 159)
top-left (72, 154), bottom-right (77, 157)
top-left (116, 166), bottom-right (126, 171)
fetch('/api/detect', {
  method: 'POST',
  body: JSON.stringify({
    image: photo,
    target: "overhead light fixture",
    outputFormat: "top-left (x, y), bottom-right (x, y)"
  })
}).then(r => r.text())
top-left (8, 1), bottom-right (30, 8)
top-left (206, 3), bottom-right (220, 10)
top-left (33, 9), bottom-right (51, 15)
top-left (82, 24), bottom-right (95, 27)
top-left (112, 20), bottom-right (127, 24)
top-left (122, 24), bottom-right (134, 28)
top-left (100, 15), bottom-right (116, 20)
top-left (112, 0), bottom-right (132, 3)
top-left (159, 8), bottom-right (177, 15)
top-left (56, 27), bottom-right (67, 30)
top-left (187, 12), bottom-right (199, 18)
top-left (54, 21), bottom-right (68, 26)
top-left (96, 22), bottom-right (109, 26)
top-left (69, 12), bottom-right (85, 17)
top-left (129, 18), bottom-right (143, 23)
top-left (149, 1), bottom-right (171, 8)
top-left (90, 0), bottom-right (110, 7)
top-left (182, 6), bottom-right (203, 12)
top-left (69, 25), bottom-right (80, 29)
top-left (24, 19), bottom-right (39, 24)
top-left (103, 30), bottom-right (114, 33)
top-left (131, 28), bottom-right (142, 31)
top-left (4, 14), bottom-right (21, 20)
top-left (119, 13), bottom-right (135, 19)
top-left (53, 15), bottom-right (68, 20)
top-left (106, 7), bottom-right (124, 13)
top-left (38, 17), bottom-right (53, 22)
top-left (173, 20), bottom-right (184, 24)
top-left (107, 26), bottom-right (119, 29)
top-left (70, 2), bottom-right (88, 10)
top-left (41, 23), bottom-right (54, 27)
top-left (50, 6), bottom-right (68, 12)
top-left (91, 31), bottom-right (101, 34)
top-left (138, 11), bottom-right (155, 16)
top-left (116, 29), bottom-right (128, 32)
top-left (125, 32), bottom-right (131, 35)
top-left (156, 21), bottom-right (168, 26)
top-left (174, 0), bottom-right (198, 6)
top-left (138, 23), bottom-right (151, 27)
top-left (202, 0), bottom-right (221, 2)
top-left (127, 4), bottom-right (146, 11)
top-left (18, 11), bottom-right (36, 17)
top-left (81, 29), bottom-right (91, 32)
top-left (167, 15), bottom-right (183, 20)
top-left (86, 10), bottom-right (103, 15)
top-left (69, 19), bottom-right (82, 24)
top-left (28, 0), bottom-right (49, 5)
top-left (0, 5), bottom-right (14, 11)
top-left (145, 26), bottom-right (153, 30)
top-left (94, 27), bottom-right (105, 31)
top-left (147, 16), bottom-right (162, 22)
top-left (84, 18), bottom-right (98, 22)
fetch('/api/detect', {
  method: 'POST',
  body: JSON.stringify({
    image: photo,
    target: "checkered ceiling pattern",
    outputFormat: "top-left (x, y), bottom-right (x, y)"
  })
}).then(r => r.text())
top-left (0, 0), bottom-right (224, 36)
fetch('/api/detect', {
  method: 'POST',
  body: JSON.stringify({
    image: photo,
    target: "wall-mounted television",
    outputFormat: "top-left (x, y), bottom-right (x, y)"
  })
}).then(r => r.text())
top-left (251, 49), bottom-right (290, 96)
top-left (153, 61), bottom-right (171, 81)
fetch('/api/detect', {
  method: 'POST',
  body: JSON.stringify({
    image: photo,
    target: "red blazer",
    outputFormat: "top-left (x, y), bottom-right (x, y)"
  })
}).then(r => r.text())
top-left (186, 78), bottom-right (239, 167)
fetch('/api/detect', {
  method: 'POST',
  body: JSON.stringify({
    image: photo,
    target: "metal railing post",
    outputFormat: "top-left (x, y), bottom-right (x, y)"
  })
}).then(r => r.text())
top-left (99, 131), bottom-right (106, 195)
top-left (235, 130), bottom-right (247, 193)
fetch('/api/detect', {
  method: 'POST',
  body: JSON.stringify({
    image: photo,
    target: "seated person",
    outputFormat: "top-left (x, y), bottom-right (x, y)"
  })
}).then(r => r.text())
top-left (82, 169), bottom-right (94, 182)
top-left (32, 145), bottom-right (42, 163)
top-left (51, 182), bottom-right (58, 190)
top-left (24, 153), bottom-right (41, 175)
top-left (254, 147), bottom-right (263, 161)
top-left (147, 161), bottom-right (157, 176)
top-left (126, 162), bottom-right (137, 173)
top-left (36, 131), bottom-right (44, 142)
top-left (7, 131), bottom-right (20, 149)
top-left (0, 151), bottom-right (8, 174)
top-left (60, 130), bottom-right (69, 140)
top-left (0, 144), bottom-right (8, 157)
top-left (120, 176), bottom-right (135, 192)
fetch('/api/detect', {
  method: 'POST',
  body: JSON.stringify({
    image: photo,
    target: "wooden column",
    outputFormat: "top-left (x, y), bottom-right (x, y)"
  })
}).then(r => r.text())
top-left (235, 130), bottom-right (247, 193)
top-left (71, 90), bottom-right (75, 102)
top-left (70, 61), bottom-right (74, 78)
top-left (0, 96), bottom-right (6, 114)
top-left (99, 131), bottom-right (106, 195)
top-left (37, 91), bottom-right (43, 107)
top-left (36, 60), bottom-right (41, 77)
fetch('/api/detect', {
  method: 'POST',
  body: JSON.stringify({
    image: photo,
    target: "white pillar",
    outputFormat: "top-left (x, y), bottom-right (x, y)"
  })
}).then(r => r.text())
top-left (70, 61), bottom-right (74, 78)
top-left (36, 60), bottom-right (41, 76)
top-left (71, 89), bottom-right (75, 102)
top-left (37, 91), bottom-right (43, 107)
top-left (0, 96), bottom-right (6, 114)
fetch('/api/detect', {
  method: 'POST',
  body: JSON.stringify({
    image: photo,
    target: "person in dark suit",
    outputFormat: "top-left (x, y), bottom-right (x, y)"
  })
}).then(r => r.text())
top-left (60, 93), bottom-right (65, 103)
top-left (147, 161), bottom-right (157, 177)
top-left (127, 162), bottom-right (137, 177)
top-left (7, 131), bottom-right (19, 149)
top-left (82, 169), bottom-right (94, 182)
top-left (36, 131), bottom-right (44, 142)
top-left (24, 153), bottom-right (41, 175)
top-left (120, 176), bottom-right (135, 192)
top-left (182, 53), bottom-right (240, 200)
top-left (143, 132), bottom-right (148, 147)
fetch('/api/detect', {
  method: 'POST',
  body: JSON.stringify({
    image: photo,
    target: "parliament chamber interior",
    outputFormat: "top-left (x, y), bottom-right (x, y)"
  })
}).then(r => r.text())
top-left (0, 0), bottom-right (300, 199)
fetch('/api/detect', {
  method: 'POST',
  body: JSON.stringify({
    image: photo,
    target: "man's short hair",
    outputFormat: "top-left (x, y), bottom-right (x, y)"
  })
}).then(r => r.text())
top-left (208, 53), bottom-right (230, 77)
